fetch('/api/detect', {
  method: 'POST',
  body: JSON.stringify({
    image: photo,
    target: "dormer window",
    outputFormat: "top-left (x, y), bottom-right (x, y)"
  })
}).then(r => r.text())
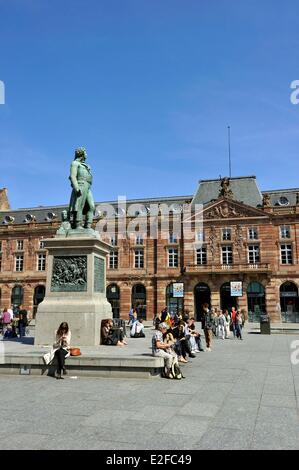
top-left (280, 226), bottom-right (291, 239)
top-left (136, 235), bottom-right (144, 246)
top-left (277, 197), bottom-right (289, 206)
top-left (222, 228), bottom-right (231, 241)
top-left (3, 215), bottom-right (14, 224)
top-left (16, 240), bottom-right (24, 251)
top-left (169, 232), bottom-right (178, 243)
top-left (248, 228), bottom-right (258, 240)
top-left (24, 214), bottom-right (36, 223)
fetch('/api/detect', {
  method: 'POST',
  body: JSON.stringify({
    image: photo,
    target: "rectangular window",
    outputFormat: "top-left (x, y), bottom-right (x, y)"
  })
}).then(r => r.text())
top-left (135, 235), bottom-right (144, 246)
top-left (15, 255), bottom-right (24, 272)
top-left (196, 247), bottom-right (207, 265)
top-left (109, 251), bottom-right (118, 269)
top-left (222, 246), bottom-right (233, 265)
top-left (222, 228), bottom-right (231, 241)
top-left (0, 241), bottom-right (2, 252)
top-left (0, 255), bottom-right (2, 272)
top-left (39, 240), bottom-right (45, 249)
top-left (16, 240), bottom-right (24, 250)
top-left (169, 232), bottom-right (178, 243)
top-left (168, 248), bottom-right (179, 268)
top-left (134, 249), bottom-right (144, 269)
top-left (248, 245), bottom-right (260, 264)
top-left (248, 228), bottom-right (258, 240)
top-left (110, 236), bottom-right (117, 247)
top-left (37, 254), bottom-right (46, 271)
top-left (280, 244), bottom-right (293, 265)
top-left (280, 226), bottom-right (291, 239)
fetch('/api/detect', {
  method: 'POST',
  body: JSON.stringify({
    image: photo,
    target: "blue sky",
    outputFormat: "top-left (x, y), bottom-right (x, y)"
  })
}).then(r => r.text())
top-left (0, 0), bottom-right (299, 209)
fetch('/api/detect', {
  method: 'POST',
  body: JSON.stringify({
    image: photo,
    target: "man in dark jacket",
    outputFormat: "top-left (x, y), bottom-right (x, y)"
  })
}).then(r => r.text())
top-left (202, 304), bottom-right (214, 351)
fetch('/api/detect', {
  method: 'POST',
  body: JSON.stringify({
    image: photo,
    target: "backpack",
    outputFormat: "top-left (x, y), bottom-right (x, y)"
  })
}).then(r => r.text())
top-left (161, 361), bottom-right (184, 380)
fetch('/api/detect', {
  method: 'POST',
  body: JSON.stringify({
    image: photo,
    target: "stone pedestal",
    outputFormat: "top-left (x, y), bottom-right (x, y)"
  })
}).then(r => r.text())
top-left (35, 233), bottom-right (112, 346)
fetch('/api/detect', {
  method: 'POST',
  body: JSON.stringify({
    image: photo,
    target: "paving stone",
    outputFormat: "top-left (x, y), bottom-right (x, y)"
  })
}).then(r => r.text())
top-left (195, 426), bottom-right (253, 450)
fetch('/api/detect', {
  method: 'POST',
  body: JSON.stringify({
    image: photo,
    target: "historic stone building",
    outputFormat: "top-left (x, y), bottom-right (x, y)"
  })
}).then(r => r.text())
top-left (0, 176), bottom-right (299, 323)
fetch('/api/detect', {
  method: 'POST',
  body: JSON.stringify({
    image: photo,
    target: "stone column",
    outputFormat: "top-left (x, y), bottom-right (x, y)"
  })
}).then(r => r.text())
top-left (35, 234), bottom-right (112, 346)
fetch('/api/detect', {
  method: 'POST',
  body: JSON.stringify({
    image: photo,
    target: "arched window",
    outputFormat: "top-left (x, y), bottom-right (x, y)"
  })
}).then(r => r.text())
top-left (11, 285), bottom-right (24, 312)
top-left (132, 284), bottom-right (146, 320)
top-left (33, 285), bottom-right (46, 318)
top-left (247, 282), bottom-right (266, 322)
top-left (106, 284), bottom-right (120, 319)
top-left (166, 284), bottom-right (184, 318)
top-left (194, 283), bottom-right (211, 321)
top-left (280, 282), bottom-right (299, 323)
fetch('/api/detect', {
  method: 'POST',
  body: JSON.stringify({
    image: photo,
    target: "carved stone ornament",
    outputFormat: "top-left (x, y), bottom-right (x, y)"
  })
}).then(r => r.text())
top-left (51, 255), bottom-right (87, 292)
top-left (262, 193), bottom-right (271, 207)
top-left (205, 202), bottom-right (243, 219)
top-left (219, 177), bottom-right (234, 199)
top-left (208, 226), bottom-right (217, 255)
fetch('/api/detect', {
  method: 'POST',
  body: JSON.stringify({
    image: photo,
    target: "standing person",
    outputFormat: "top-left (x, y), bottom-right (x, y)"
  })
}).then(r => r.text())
top-left (18, 304), bottom-right (28, 338)
top-left (1, 308), bottom-right (11, 336)
top-left (7, 307), bottom-right (14, 322)
top-left (218, 310), bottom-right (226, 340)
top-left (235, 311), bottom-right (243, 340)
top-left (231, 307), bottom-right (237, 338)
top-left (53, 322), bottom-right (71, 379)
top-left (202, 304), bottom-right (214, 351)
top-left (241, 308), bottom-right (246, 328)
top-left (160, 307), bottom-right (169, 323)
top-left (224, 309), bottom-right (231, 339)
top-left (128, 307), bottom-right (137, 327)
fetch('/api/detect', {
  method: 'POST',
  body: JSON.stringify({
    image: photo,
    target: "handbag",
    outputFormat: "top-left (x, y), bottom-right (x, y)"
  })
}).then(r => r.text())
top-left (69, 347), bottom-right (81, 356)
top-left (43, 352), bottom-right (52, 365)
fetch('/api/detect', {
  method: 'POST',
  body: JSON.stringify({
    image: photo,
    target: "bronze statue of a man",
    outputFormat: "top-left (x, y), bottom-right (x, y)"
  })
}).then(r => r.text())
top-left (68, 148), bottom-right (95, 229)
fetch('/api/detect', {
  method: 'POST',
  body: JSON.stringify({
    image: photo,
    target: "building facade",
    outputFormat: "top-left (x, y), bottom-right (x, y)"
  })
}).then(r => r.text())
top-left (0, 177), bottom-right (299, 323)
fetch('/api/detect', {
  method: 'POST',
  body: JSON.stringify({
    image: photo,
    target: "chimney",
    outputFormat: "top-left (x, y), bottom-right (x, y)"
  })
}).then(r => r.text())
top-left (0, 188), bottom-right (11, 210)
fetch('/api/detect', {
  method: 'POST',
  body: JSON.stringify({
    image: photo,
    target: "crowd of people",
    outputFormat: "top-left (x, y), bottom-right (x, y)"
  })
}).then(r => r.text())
top-left (152, 304), bottom-right (246, 379)
top-left (0, 305), bottom-right (29, 339)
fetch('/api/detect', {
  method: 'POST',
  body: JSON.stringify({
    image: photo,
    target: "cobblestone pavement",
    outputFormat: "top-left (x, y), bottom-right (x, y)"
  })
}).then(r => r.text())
top-left (1, 327), bottom-right (299, 450)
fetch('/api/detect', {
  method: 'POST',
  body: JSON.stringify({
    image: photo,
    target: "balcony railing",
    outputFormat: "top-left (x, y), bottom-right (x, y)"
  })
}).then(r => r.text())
top-left (185, 263), bottom-right (271, 274)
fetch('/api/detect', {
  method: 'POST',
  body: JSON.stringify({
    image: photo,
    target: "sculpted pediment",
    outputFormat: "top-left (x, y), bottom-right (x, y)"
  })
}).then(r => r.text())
top-left (200, 198), bottom-right (270, 221)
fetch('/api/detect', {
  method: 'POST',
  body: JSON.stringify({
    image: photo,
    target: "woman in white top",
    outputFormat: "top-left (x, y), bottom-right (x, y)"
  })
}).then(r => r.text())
top-left (53, 322), bottom-right (71, 379)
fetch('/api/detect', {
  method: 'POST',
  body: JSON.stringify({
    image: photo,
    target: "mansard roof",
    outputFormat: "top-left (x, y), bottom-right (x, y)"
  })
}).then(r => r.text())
top-left (192, 176), bottom-right (263, 207)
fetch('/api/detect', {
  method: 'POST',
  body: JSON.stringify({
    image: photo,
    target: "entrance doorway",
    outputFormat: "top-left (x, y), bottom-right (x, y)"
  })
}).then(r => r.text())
top-left (166, 284), bottom-right (184, 318)
top-left (194, 283), bottom-right (211, 321)
top-left (280, 282), bottom-right (299, 323)
top-left (247, 282), bottom-right (266, 322)
top-left (220, 282), bottom-right (238, 312)
top-left (33, 285), bottom-right (45, 318)
top-left (11, 285), bottom-right (24, 314)
top-left (106, 284), bottom-right (120, 318)
top-left (132, 284), bottom-right (147, 320)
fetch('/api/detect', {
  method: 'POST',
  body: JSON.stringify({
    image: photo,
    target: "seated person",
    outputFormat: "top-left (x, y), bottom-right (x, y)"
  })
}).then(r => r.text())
top-left (3, 324), bottom-right (18, 339)
top-left (152, 322), bottom-right (178, 378)
top-left (101, 319), bottom-right (127, 346)
top-left (130, 318), bottom-right (145, 338)
top-left (189, 317), bottom-right (204, 351)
